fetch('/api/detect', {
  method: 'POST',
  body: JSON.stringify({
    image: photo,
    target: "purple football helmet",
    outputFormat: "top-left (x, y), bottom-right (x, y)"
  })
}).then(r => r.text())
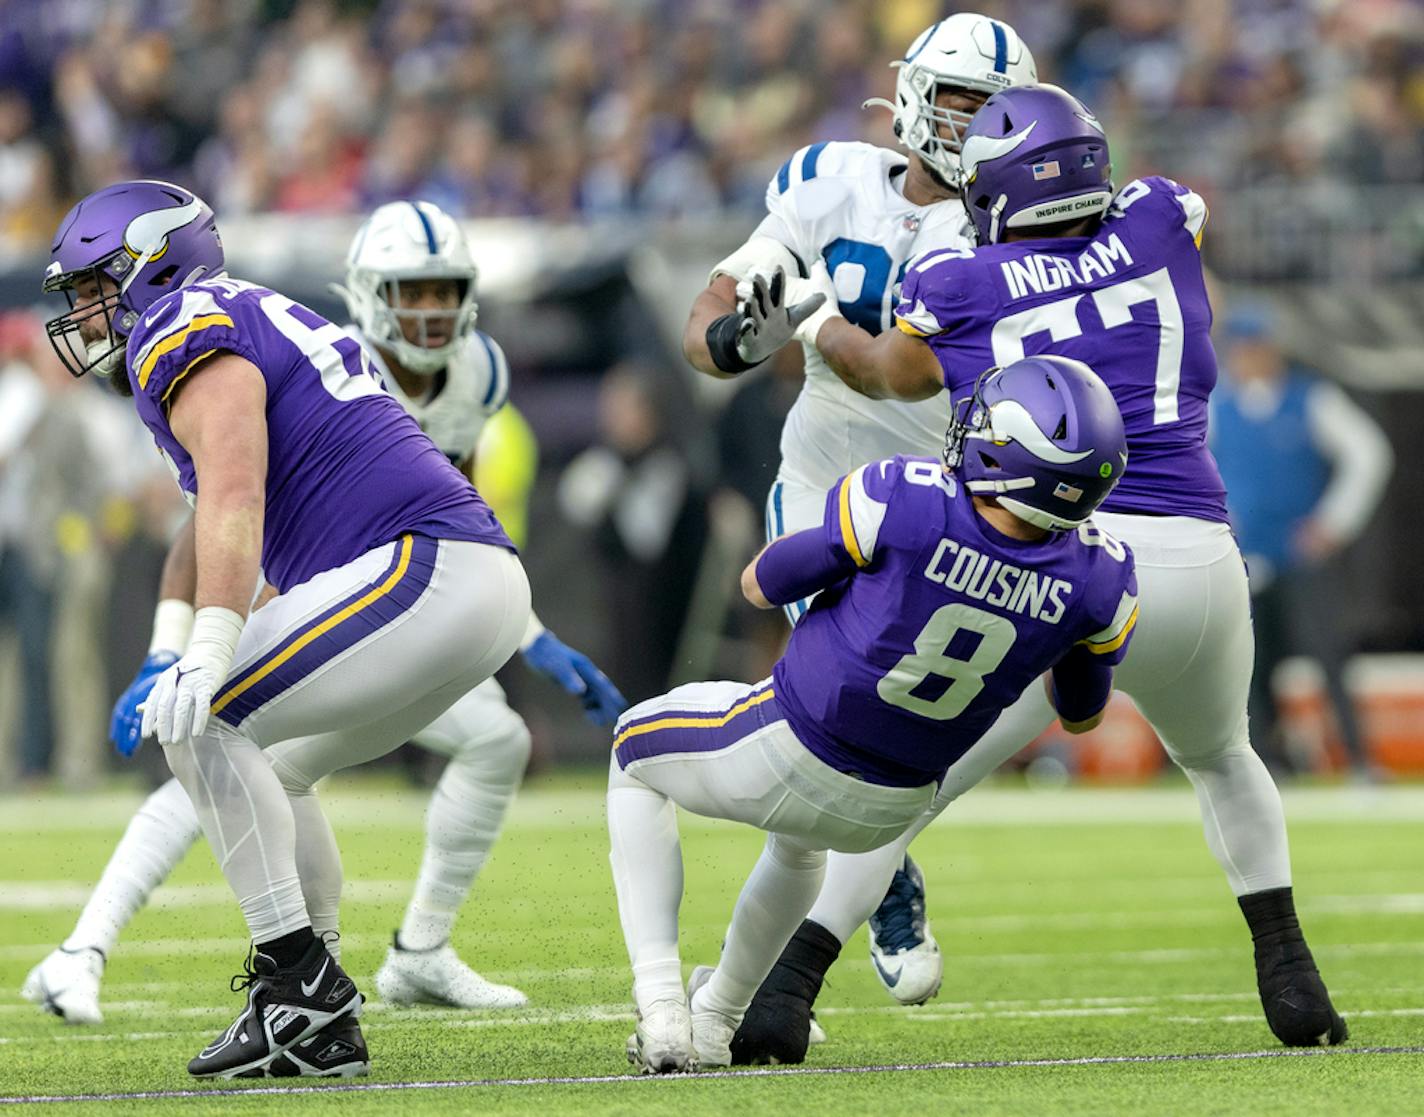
top-left (42, 180), bottom-right (224, 379)
top-left (958, 84), bottom-right (1113, 245)
top-left (944, 356), bottom-right (1127, 531)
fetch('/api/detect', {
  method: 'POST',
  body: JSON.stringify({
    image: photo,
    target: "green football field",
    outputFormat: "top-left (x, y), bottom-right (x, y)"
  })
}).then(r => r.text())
top-left (1, 773), bottom-right (1421, 1114)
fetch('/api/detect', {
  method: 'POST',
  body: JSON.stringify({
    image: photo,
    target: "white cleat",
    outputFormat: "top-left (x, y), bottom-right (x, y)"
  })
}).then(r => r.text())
top-left (625, 996), bottom-right (696, 1074)
top-left (808, 1013), bottom-right (827, 1045)
top-left (21, 947), bottom-right (105, 1026)
top-left (374, 937), bottom-right (527, 1009)
top-left (868, 855), bottom-right (943, 1006)
top-left (687, 965), bottom-right (738, 1069)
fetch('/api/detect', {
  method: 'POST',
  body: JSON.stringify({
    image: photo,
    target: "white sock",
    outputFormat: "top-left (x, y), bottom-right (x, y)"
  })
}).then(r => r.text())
top-left (162, 723), bottom-right (309, 943)
top-left (65, 778), bottom-right (200, 956)
top-left (701, 832), bottom-right (826, 1020)
top-left (608, 757), bottom-right (685, 1010)
top-left (280, 785), bottom-right (343, 961)
top-left (1172, 742), bottom-right (1292, 895)
top-left (399, 719), bottom-right (530, 951)
top-left (805, 827), bottom-right (918, 945)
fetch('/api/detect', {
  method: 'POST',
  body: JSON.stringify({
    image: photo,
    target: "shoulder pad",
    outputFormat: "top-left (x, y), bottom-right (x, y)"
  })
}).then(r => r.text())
top-left (127, 282), bottom-right (252, 400)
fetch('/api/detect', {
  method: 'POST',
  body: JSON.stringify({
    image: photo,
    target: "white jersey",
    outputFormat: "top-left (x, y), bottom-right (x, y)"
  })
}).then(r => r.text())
top-left (752, 141), bottom-right (973, 492)
top-left (349, 326), bottom-right (510, 463)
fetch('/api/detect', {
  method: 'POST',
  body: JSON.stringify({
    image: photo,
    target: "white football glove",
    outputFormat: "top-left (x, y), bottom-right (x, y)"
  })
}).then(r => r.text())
top-left (140, 607), bottom-right (244, 747)
top-left (789, 259), bottom-right (843, 347)
top-left (733, 266), bottom-right (827, 366)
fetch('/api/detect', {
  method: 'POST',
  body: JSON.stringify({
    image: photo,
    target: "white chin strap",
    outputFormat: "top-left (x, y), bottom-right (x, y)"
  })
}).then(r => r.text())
top-left (87, 337), bottom-right (123, 378)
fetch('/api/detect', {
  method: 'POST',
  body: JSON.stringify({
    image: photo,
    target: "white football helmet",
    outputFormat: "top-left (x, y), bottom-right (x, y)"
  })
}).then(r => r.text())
top-left (336, 200), bottom-right (478, 375)
top-left (865, 14), bottom-right (1037, 187)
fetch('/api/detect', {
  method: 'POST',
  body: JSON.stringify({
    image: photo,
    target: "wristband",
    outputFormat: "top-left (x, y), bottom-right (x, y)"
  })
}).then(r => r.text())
top-left (149, 599), bottom-right (195, 654)
top-left (520, 610), bottom-right (547, 652)
top-left (706, 313), bottom-right (757, 375)
top-left (186, 606), bottom-right (246, 681)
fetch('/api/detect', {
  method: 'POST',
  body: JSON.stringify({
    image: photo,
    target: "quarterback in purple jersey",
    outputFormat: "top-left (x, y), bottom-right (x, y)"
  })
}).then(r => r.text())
top-left (609, 356), bottom-right (1138, 1073)
top-left (42, 181), bottom-right (532, 1078)
top-left (734, 84), bottom-right (1345, 1064)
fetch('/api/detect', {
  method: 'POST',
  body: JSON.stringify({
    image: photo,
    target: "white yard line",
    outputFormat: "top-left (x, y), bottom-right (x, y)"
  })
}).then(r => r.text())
top-left (1, 1046), bottom-right (1421, 1104)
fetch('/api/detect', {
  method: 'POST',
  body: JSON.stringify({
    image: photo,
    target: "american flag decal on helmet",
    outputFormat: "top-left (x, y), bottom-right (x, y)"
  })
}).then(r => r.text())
top-left (1053, 481), bottom-right (1084, 502)
top-left (1032, 160), bottom-right (1061, 180)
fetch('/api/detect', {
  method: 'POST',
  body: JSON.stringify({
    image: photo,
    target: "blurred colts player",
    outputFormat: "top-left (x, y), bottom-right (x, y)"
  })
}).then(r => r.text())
top-left (35, 182), bottom-right (535, 1079)
top-left (23, 201), bottom-right (626, 1068)
top-left (611, 357), bottom-right (1139, 1073)
top-left (743, 84), bottom-right (1348, 1060)
top-left (681, 12), bottom-right (1037, 1013)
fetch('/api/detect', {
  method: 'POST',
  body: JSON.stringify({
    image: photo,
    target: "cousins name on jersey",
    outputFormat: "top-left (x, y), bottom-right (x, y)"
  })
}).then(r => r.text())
top-left (999, 232), bottom-right (1133, 301)
top-left (923, 537), bottom-right (1073, 624)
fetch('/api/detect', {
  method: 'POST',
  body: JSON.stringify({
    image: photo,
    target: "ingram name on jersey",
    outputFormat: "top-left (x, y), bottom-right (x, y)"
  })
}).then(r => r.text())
top-left (895, 176), bottom-right (1228, 523)
top-left (126, 277), bottom-right (512, 592)
top-left (774, 455), bottom-right (1138, 786)
top-left (749, 141), bottom-right (970, 491)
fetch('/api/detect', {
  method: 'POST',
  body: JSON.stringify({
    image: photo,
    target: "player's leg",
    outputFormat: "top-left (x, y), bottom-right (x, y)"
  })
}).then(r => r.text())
top-left (732, 682), bottom-right (1057, 1063)
top-left (1116, 523), bottom-right (1347, 1047)
top-left (373, 678), bottom-right (532, 1009)
top-left (22, 778), bottom-right (200, 1025)
top-left (609, 679), bottom-right (932, 1071)
top-left (168, 537), bottom-right (528, 1077)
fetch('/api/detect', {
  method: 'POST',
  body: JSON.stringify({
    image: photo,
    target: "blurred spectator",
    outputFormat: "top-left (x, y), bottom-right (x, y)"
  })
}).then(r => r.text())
top-left (557, 361), bottom-right (707, 702)
top-left (1211, 301), bottom-right (1395, 778)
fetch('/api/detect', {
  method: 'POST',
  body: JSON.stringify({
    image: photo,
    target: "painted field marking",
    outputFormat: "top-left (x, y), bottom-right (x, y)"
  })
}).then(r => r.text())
top-left (1, 1046), bottom-right (1421, 1105)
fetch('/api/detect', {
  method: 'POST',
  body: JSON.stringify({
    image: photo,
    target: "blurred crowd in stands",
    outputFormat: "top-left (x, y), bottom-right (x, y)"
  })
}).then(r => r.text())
top-left (1, 0), bottom-right (1422, 251)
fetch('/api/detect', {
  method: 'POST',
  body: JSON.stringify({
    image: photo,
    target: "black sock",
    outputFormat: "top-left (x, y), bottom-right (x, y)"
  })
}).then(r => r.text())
top-left (768, 919), bottom-right (843, 1000)
top-left (1238, 886), bottom-right (1304, 948)
top-left (257, 927), bottom-right (319, 970)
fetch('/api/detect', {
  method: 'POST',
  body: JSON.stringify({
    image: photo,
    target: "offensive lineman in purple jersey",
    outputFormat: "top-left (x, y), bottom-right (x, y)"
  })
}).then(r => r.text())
top-left (736, 85), bottom-right (1345, 1061)
top-left (42, 181), bottom-right (531, 1078)
top-left (610, 356), bottom-right (1138, 1074)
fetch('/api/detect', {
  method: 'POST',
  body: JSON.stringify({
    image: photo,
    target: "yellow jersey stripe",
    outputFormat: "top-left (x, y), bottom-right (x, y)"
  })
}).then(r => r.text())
top-left (210, 535), bottom-right (414, 716)
top-left (161, 349), bottom-right (220, 405)
top-left (896, 319), bottom-right (928, 338)
top-left (613, 687), bottom-right (775, 751)
top-left (138, 314), bottom-right (235, 390)
top-left (838, 473), bottom-right (868, 568)
top-left (1081, 604), bottom-right (1139, 655)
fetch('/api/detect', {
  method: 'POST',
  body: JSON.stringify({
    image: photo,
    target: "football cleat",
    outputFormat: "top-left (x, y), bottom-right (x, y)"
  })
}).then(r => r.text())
top-left (374, 934), bottom-right (527, 1009)
top-left (1239, 887), bottom-right (1348, 1048)
top-left (188, 940), bottom-right (361, 1079)
top-left (687, 965), bottom-right (738, 1069)
top-left (868, 855), bottom-right (943, 1006)
top-left (625, 995), bottom-right (696, 1074)
top-left (237, 1014), bottom-right (370, 1078)
top-left (21, 946), bottom-right (105, 1026)
top-left (730, 919), bottom-right (841, 1065)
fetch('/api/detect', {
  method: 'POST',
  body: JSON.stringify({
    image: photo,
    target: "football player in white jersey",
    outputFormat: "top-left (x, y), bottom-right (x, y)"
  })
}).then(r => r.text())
top-left (22, 202), bottom-right (627, 1068)
top-left (681, 14), bottom-right (1037, 1021)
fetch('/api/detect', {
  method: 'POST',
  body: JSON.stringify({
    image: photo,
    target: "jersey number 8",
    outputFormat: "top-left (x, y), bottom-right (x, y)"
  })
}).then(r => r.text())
top-left (877, 603), bottom-right (1017, 721)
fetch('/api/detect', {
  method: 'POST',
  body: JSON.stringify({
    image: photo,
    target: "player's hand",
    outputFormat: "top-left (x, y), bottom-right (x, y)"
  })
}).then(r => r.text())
top-left (733, 266), bottom-right (827, 366)
top-left (141, 656), bottom-right (222, 748)
top-left (522, 631), bottom-right (629, 726)
top-left (110, 651), bottom-right (180, 757)
top-left (789, 259), bottom-right (841, 347)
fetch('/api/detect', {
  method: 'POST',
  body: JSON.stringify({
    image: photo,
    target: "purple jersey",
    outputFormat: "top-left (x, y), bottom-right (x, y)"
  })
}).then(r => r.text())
top-left (773, 455), bottom-right (1138, 786)
top-left (126, 277), bottom-right (512, 592)
top-left (896, 177), bottom-right (1229, 523)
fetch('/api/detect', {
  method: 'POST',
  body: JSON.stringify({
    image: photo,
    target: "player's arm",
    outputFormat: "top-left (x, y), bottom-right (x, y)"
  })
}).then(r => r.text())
top-left (743, 462), bottom-right (890, 608)
top-left (682, 273), bottom-right (742, 379)
top-left (1045, 649), bottom-right (1114, 733)
top-left (810, 313), bottom-right (944, 401)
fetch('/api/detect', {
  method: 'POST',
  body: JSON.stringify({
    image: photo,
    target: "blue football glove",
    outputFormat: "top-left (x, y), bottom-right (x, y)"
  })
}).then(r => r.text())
top-left (109, 651), bottom-right (179, 757)
top-left (521, 631), bottom-right (628, 727)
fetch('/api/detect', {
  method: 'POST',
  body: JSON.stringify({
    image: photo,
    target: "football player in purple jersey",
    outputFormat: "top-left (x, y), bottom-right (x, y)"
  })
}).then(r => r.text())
top-left (610, 356), bottom-right (1140, 1073)
top-left (41, 181), bottom-right (531, 1078)
top-left (733, 85), bottom-right (1346, 1062)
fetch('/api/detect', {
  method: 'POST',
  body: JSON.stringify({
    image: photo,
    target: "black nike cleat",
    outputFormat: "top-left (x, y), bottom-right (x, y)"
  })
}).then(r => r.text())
top-left (730, 919), bottom-right (842, 1066)
top-left (188, 939), bottom-right (361, 1079)
top-left (1239, 887), bottom-right (1348, 1047)
top-left (237, 1013), bottom-right (370, 1078)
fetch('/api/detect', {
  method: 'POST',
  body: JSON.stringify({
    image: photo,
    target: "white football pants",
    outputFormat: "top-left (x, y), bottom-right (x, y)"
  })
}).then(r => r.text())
top-left (161, 536), bottom-right (529, 944)
top-left (608, 678), bottom-right (934, 1020)
top-left (805, 513), bottom-right (1290, 945)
